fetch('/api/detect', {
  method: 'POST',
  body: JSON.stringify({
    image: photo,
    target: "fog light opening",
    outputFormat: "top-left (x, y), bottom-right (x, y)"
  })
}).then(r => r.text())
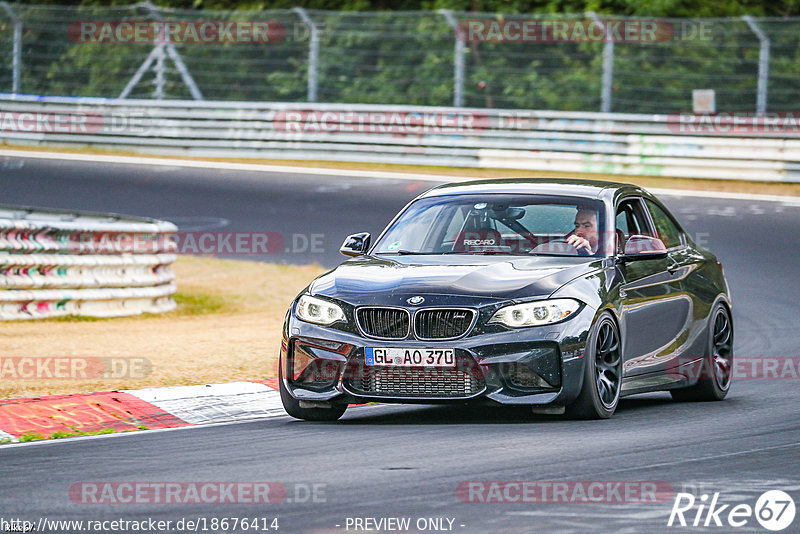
top-left (290, 339), bottom-right (350, 387)
top-left (507, 362), bottom-right (552, 389)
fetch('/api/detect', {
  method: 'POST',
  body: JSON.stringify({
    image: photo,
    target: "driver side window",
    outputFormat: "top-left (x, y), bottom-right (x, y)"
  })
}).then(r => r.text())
top-left (644, 199), bottom-right (683, 249)
top-left (615, 198), bottom-right (652, 253)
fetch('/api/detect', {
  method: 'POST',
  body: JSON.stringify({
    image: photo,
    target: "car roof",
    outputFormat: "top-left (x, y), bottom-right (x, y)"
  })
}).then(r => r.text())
top-left (419, 177), bottom-right (646, 201)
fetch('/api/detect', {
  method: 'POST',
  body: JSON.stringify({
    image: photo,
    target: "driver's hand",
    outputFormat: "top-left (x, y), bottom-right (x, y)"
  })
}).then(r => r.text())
top-left (566, 234), bottom-right (591, 252)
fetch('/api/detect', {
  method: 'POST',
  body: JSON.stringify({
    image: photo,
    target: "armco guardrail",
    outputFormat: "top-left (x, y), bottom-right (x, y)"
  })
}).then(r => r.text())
top-left (1, 95), bottom-right (799, 182)
top-left (0, 204), bottom-right (177, 320)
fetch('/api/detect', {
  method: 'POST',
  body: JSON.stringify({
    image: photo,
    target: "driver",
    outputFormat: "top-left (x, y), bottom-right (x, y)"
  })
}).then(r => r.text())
top-left (567, 207), bottom-right (598, 253)
top-left (529, 206), bottom-right (598, 255)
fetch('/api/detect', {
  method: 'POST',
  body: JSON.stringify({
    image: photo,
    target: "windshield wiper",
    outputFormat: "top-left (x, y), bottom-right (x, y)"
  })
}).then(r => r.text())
top-left (380, 250), bottom-right (434, 255)
top-left (381, 249), bottom-right (515, 256)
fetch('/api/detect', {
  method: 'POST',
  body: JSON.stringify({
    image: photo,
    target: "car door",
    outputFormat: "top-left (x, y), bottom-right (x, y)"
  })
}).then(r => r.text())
top-left (616, 197), bottom-right (691, 377)
top-left (642, 198), bottom-right (700, 371)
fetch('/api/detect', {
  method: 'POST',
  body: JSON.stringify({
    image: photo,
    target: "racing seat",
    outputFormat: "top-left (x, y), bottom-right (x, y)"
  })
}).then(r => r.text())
top-left (451, 229), bottom-right (503, 252)
top-left (615, 229), bottom-right (626, 254)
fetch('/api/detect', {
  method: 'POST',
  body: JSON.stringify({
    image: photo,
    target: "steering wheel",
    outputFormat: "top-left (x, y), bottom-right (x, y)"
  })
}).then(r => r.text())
top-left (529, 232), bottom-right (591, 256)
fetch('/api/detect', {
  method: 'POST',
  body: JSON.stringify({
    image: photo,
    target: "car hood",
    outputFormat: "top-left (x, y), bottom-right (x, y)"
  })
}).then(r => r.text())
top-left (310, 254), bottom-right (601, 306)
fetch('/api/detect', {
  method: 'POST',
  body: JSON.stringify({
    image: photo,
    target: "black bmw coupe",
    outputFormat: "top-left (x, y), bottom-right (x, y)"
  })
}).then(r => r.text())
top-left (279, 178), bottom-right (733, 420)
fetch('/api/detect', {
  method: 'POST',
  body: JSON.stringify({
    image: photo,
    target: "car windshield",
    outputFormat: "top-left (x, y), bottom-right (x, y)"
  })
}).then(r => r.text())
top-left (373, 194), bottom-right (606, 256)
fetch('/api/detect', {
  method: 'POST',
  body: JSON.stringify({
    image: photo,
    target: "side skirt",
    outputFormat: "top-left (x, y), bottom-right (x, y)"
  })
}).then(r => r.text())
top-left (619, 361), bottom-right (702, 397)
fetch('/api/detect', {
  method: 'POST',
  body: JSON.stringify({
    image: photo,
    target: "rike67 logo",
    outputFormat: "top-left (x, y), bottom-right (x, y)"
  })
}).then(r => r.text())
top-left (668, 490), bottom-right (796, 531)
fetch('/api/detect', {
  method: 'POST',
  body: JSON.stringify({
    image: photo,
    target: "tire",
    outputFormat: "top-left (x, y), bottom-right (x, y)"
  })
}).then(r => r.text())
top-left (671, 303), bottom-right (732, 402)
top-left (566, 312), bottom-right (622, 419)
top-left (279, 358), bottom-right (347, 421)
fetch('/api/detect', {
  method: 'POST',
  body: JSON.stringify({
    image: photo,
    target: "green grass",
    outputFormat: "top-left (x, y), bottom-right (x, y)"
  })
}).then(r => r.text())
top-left (19, 432), bottom-right (46, 442)
top-left (48, 428), bottom-right (116, 440)
top-left (12, 427), bottom-right (127, 443)
top-left (47, 314), bottom-right (103, 322)
top-left (31, 290), bottom-right (227, 324)
top-left (171, 291), bottom-right (227, 316)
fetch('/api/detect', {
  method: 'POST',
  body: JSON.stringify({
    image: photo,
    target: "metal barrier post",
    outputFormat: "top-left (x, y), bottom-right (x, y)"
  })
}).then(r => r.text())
top-left (587, 12), bottom-right (614, 113)
top-left (742, 15), bottom-right (770, 115)
top-left (0, 2), bottom-right (21, 96)
top-left (293, 8), bottom-right (319, 103)
top-left (439, 9), bottom-right (465, 108)
top-left (153, 44), bottom-right (166, 100)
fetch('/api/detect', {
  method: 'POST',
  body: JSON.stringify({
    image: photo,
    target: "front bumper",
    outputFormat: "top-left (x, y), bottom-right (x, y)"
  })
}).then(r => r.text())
top-left (280, 306), bottom-right (594, 407)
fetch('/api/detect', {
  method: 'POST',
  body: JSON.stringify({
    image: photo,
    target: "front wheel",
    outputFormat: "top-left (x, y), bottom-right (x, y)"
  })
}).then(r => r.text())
top-left (671, 303), bottom-right (732, 402)
top-left (279, 358), bottom-right (347, 421)
top-left (566, 312), bottom-right (622, 419)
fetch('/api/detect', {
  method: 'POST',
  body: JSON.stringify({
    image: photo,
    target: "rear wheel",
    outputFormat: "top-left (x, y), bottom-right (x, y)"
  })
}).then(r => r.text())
top-left (566, 313), bottom-right (622, 419)
top-left (279, 357), bottom-right (347, 421)
top-left (671, 303), bottom-right (732, 402)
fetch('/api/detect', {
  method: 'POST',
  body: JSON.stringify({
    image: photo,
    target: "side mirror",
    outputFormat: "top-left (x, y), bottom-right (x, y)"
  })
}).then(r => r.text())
top-left (340, 232), bottom-right (371, 257)
top-left (620, 235), bottom-right (668, 261)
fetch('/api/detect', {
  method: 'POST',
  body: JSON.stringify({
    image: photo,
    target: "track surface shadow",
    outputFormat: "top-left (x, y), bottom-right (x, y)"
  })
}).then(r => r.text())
top-left (310, 393), bottom-right (693, 425)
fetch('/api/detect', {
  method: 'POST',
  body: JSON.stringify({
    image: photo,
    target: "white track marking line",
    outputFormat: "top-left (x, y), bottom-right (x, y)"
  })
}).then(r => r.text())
top-left (0, 149), bottom-right (459, 182)
top-left (2, 149), bottom-right (799, 204)
top-left (649, 187), bottom-right (800, 205)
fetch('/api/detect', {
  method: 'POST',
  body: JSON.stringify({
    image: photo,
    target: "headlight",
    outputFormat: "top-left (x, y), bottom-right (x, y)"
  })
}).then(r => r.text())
top-left (488, 299), bottom-right (580, 328)
top-left (295, 295), bottom-right (346, 325)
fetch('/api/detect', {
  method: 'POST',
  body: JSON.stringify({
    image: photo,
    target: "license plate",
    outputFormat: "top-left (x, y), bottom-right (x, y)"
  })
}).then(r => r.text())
top-left (365, 347), bottom-right (455, 367)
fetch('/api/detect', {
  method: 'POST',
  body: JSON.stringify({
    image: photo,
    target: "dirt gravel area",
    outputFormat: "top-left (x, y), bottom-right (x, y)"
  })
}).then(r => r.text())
top-left (0, 256), bottom-right (326, 400)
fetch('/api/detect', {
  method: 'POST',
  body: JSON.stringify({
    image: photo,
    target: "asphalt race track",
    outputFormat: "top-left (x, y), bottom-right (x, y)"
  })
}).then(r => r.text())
top-left (1, 154), bottom-right (799, 533)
